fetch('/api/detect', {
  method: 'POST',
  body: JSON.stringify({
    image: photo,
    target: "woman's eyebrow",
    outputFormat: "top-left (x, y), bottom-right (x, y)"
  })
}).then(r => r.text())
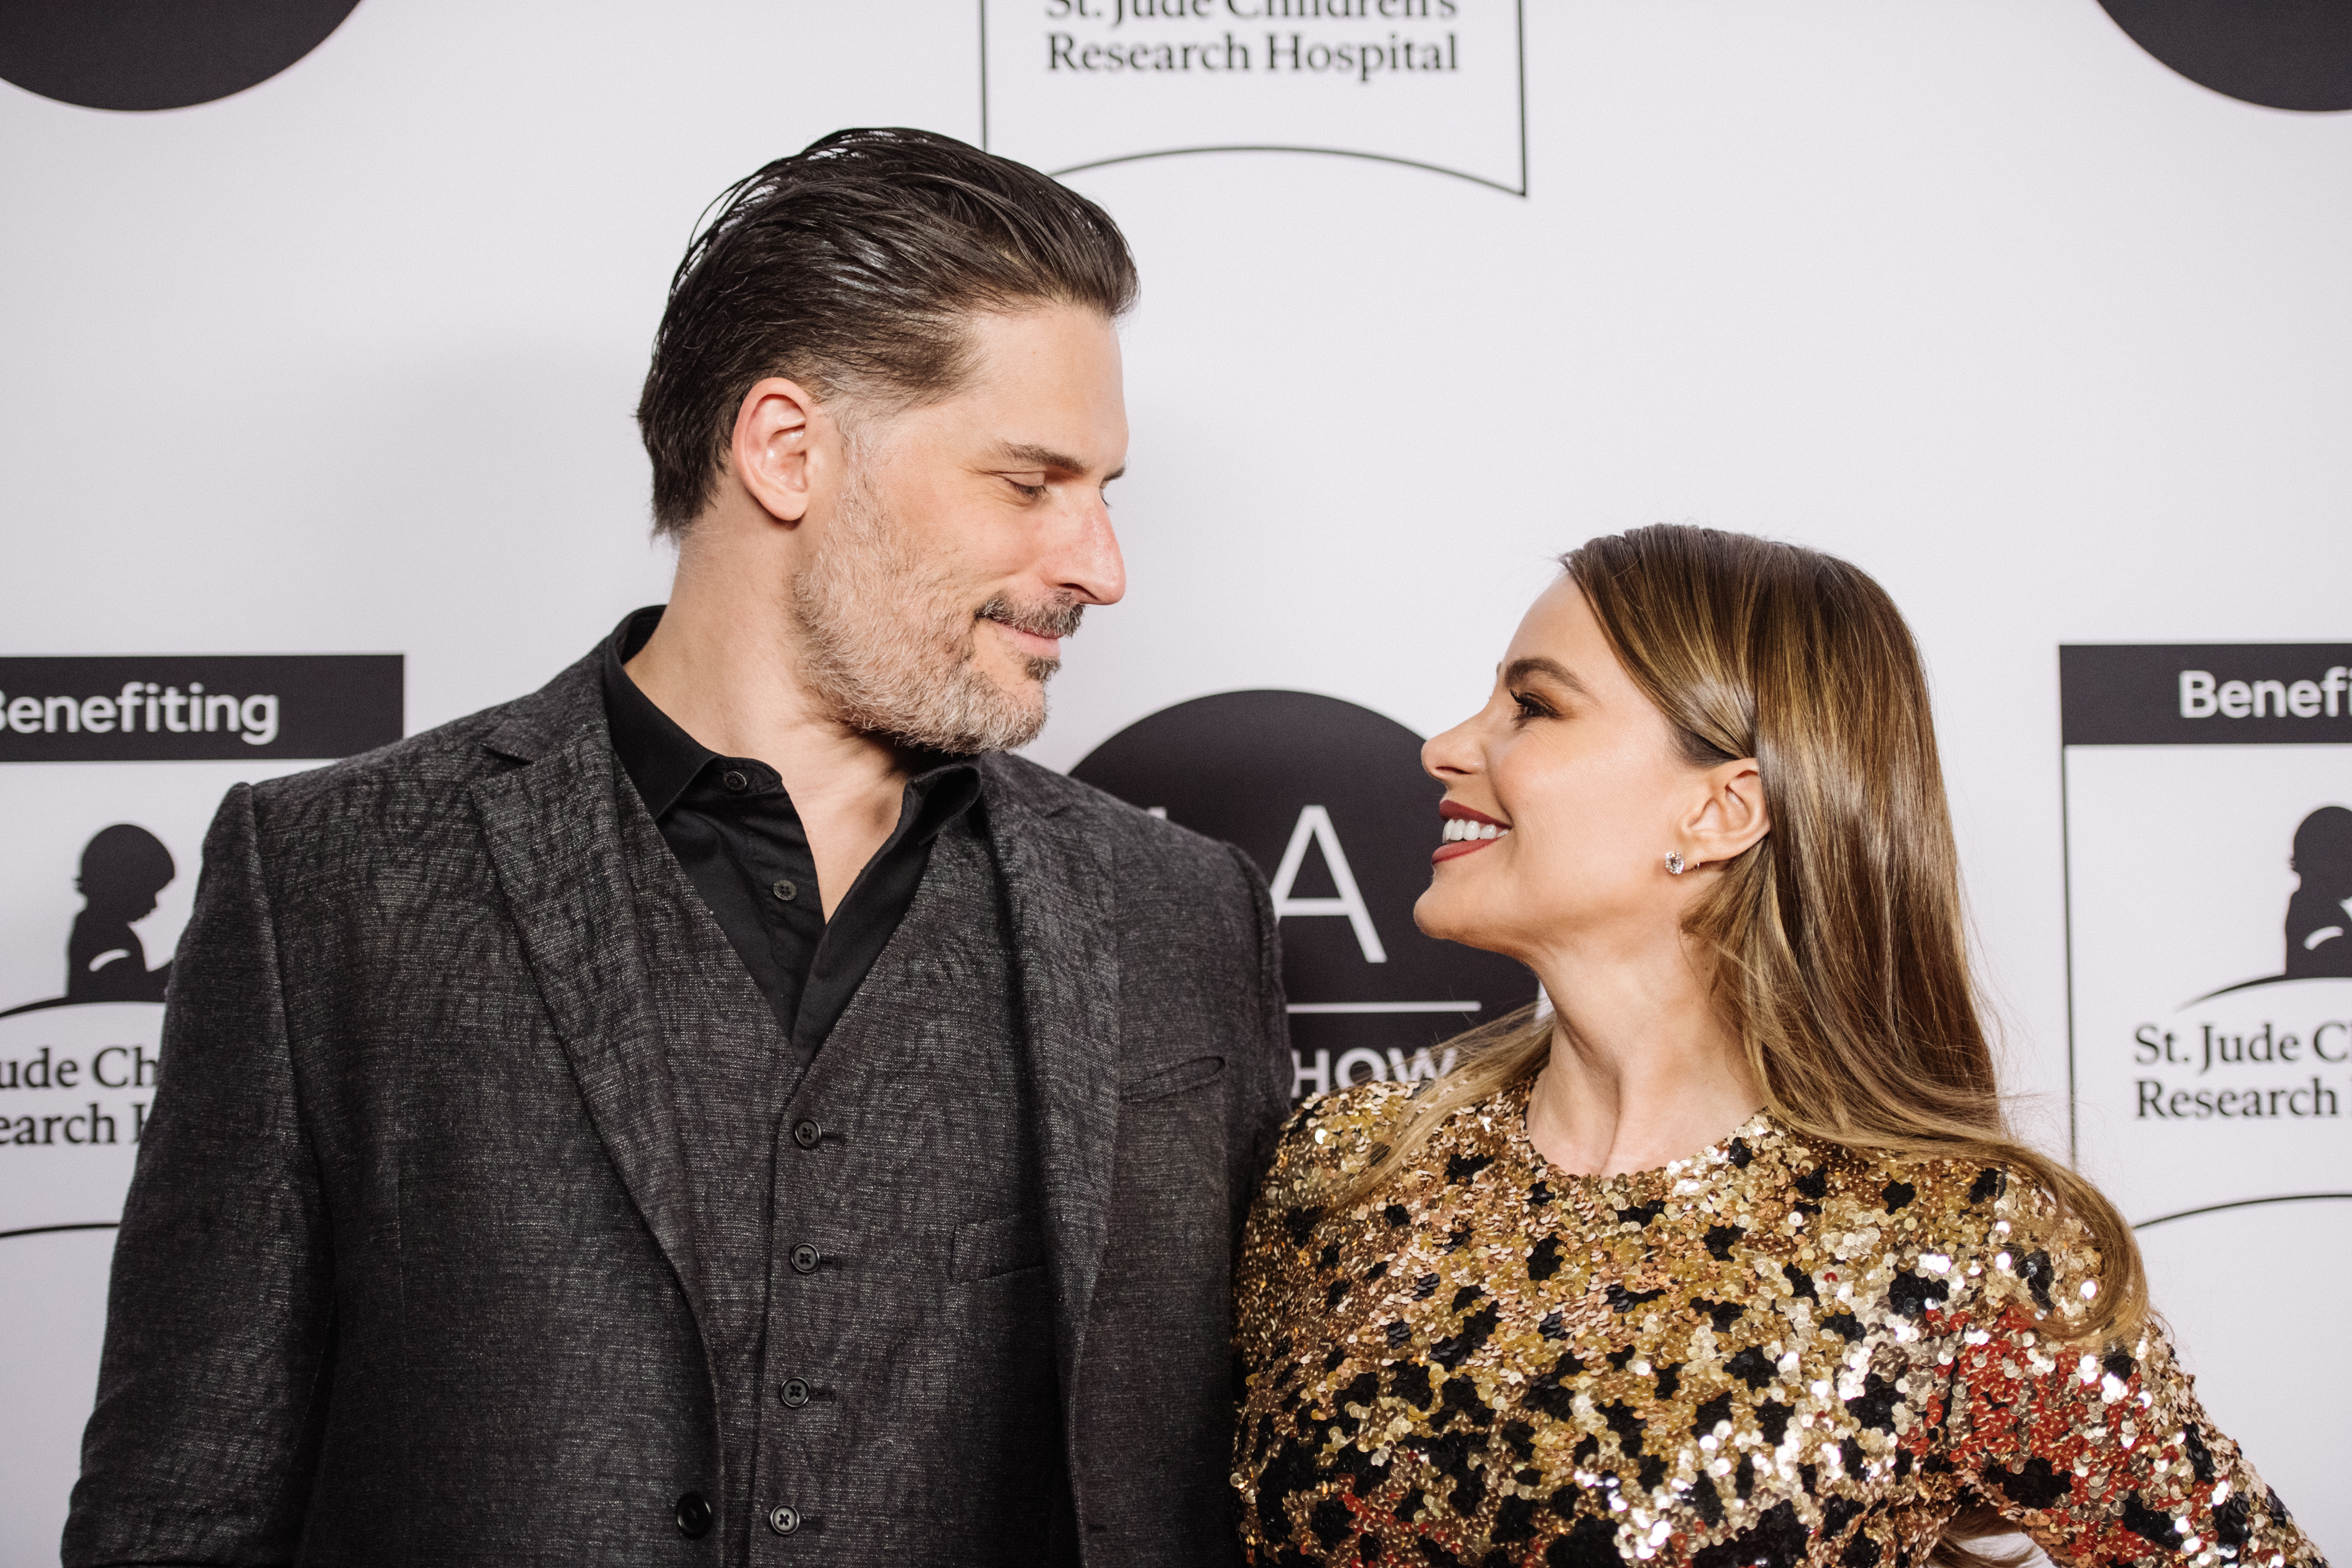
top-left (1504, 656), bottom-right (1591, 697)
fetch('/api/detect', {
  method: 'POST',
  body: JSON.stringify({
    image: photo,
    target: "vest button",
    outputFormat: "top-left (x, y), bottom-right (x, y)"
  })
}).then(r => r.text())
top-left (768, 1504), bottom-right (802, 1536)
top-left (674, 1491), bottom-right (713, 1539)
top-left (790, 1243), bottom-right (821, 1275)
top-left (779, 1377), bottom-right (812, 1408)
top-left (793, 1118), bottom-right (822, 1149)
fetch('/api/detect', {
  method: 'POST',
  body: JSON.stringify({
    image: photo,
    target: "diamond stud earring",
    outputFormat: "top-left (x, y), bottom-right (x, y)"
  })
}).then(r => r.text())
top-left (1664, 852), bottom-right (1687, 875)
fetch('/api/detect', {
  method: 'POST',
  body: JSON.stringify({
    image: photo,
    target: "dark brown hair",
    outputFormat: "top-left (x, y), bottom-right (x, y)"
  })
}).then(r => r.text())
top-left (635, 127), bottom-right (1138, 534)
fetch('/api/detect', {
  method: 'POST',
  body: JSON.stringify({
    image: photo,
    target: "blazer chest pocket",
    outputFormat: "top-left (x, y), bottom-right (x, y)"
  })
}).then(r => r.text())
top-left (1117, 1053), bottom-right (1225, 1103)
top-left (952, 1211), bottom-right (1046, 1283)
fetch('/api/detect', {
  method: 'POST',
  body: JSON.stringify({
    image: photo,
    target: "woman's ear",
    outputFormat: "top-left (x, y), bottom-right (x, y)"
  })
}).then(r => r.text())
top-left (1681, 757), bottom-right (1770, 871)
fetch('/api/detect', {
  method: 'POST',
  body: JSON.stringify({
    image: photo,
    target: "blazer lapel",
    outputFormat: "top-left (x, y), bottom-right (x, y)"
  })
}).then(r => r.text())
top-left (979, 758), bottom-right (1122, 1421)
top-left (471, 689), bottom-right (704, 1314)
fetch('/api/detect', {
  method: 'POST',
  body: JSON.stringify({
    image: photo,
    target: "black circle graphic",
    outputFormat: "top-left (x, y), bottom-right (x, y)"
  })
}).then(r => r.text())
top-left (1073, 691), bottom-right (1535, 1097)
top-left (2097, 0), bottom-right (2352, 112)
top-left (0, 0), bottom-right (361, 112)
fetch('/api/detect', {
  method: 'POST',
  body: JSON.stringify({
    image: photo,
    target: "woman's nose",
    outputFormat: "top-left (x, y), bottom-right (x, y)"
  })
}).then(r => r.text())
top-left (1421, 717), bottom-right (1481, 781)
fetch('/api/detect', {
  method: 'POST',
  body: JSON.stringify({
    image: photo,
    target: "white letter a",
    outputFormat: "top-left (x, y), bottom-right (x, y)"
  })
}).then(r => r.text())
top-left (1269, 805), bottom-right (1387, 963)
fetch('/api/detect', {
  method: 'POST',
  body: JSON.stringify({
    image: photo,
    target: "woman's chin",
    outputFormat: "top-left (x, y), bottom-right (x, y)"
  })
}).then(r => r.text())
top-left (1412, 891), bottom-right (1502, 954)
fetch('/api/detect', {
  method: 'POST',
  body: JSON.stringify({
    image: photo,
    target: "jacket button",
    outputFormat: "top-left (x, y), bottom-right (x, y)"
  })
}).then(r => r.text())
top-left (792, 1118), bottom-right (822, 1149)
top-left (768, 1504), bottom-right (802, 1536)
top-left (722, 769), bottom-right (749, 792)
top-left (772, 877), bottom-right (797, 901)
top-left (779, 1377), bottom-right (811, 1408)
top-left (675, 1491), bottom-right (714, 1539)
top-left (790, 1243), bottom-right (820, 1275)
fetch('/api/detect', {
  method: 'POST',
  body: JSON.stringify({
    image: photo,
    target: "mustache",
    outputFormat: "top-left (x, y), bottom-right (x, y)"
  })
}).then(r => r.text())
top-left (977, 595), bottom-right (1086, 641)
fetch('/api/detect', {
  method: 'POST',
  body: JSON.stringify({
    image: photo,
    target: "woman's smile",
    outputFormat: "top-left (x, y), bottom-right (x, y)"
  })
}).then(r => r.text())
top-left (1432, 799), bottom-right (1512, 864)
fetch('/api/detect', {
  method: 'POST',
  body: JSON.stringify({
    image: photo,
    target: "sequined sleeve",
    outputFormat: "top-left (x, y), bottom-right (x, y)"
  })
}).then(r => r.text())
top-left (1234, 1085), bottom-right (1410, 1363)
top-left (1939, 1192), bottom-right (2328, 1568)
top-left (1233, 1097), bottom-right (1321, 1355)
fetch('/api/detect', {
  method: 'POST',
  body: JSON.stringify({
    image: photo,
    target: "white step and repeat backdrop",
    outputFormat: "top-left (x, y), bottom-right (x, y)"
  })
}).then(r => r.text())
top-left (3, 2), bottom-right (2346, 1559)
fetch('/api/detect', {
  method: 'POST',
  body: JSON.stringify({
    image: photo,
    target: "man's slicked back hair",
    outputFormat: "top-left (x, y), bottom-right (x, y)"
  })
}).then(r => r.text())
top-left (636, 127), bottom-right (1140, 534)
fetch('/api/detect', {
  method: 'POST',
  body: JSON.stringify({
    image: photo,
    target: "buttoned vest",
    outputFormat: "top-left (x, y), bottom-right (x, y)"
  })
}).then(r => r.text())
top-left (627, 794), bottom-right (1069, 1566)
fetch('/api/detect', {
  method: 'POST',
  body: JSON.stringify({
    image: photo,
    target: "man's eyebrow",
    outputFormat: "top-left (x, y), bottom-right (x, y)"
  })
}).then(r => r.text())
top-left (1503, 656), bottom-right (1591, 696)
top-left (994, 442), bottom-right (1122, 482)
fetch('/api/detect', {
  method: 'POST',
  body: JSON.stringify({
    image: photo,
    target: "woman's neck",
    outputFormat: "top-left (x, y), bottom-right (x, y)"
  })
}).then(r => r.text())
top-left (1522, 936), bottom-right (1763, 1178)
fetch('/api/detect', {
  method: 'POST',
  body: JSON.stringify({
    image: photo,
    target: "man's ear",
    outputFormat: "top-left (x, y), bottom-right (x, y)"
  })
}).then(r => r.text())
top-left (727, 376), bottom-right (825, 525)
top-left (1681, 757), bottom-right (1771, 871)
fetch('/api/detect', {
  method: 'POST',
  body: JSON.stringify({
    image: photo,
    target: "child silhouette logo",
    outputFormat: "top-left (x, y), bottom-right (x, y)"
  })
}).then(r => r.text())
top-left (2188, 804), bottom-right (2352, 1000)
top-left (1, 824), bottom-right (177, 1016)
top-left (2283, 806), bottom-right (2352, 979)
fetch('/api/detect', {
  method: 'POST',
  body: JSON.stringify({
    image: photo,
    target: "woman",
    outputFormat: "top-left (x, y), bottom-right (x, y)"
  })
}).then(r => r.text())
top-left (1232, 526), bottom-right (2326, 1568)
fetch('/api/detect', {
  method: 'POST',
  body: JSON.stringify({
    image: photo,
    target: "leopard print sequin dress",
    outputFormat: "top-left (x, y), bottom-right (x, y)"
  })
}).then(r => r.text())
top-left (1232, 1080), bottom-right (2327, 1568)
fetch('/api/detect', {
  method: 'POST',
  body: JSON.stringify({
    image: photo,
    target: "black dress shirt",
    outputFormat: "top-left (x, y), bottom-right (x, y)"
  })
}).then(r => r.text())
top-left (600, 606), bottom-right (981, 1065)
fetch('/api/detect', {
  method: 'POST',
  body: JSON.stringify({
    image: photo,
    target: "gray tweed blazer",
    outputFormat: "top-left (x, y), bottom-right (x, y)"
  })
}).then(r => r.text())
top-left (63, 648), bottom-right (1291, 1567)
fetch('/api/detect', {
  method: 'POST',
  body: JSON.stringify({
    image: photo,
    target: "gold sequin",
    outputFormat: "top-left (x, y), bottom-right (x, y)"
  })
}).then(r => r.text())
top-left (1232, 1079), bottom-right (2329, 1568)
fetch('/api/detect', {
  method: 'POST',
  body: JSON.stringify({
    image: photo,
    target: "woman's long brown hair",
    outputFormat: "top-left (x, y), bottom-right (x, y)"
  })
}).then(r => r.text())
top-left (1332, 526), bottom-right (2145, 1567)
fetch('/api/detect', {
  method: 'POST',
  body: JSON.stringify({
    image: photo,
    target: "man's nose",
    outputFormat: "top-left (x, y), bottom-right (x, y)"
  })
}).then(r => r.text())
top-left (1050, 492), bottom-right (1126, 606)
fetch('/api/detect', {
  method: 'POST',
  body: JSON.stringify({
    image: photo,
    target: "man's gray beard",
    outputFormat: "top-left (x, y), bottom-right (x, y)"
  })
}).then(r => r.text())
top-left (790, 474), bottom-right (1079, 757)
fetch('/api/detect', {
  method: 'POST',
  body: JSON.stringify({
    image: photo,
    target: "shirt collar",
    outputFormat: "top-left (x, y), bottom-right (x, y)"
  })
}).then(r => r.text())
top-left (600, 606), bottom-right (984, 828)
top-left (903, 750), bottom-right (984, 838)
top-left (602, 606), bottom-right (712, 820)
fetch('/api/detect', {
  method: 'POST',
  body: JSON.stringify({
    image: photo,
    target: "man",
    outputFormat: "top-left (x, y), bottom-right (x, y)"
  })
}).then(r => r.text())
top-left (66, 128), bottom-right (1289, 1567)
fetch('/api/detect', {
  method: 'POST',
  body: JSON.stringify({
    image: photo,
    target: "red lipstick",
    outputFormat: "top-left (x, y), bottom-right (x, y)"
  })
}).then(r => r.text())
top-left (1432, 799), bottom-right (1512, 864)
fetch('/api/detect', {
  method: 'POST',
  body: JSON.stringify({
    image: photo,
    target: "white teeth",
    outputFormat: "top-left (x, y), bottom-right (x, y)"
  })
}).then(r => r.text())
top-left (1441, 818), bottom-right (1510, 843)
